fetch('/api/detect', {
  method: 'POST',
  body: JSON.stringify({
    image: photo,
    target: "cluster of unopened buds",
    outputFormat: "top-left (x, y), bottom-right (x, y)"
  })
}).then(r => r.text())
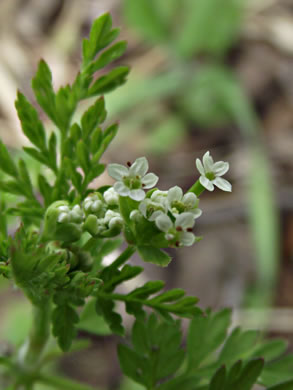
top-left (53, 187), bottom-right (122, 239)
top-left (51, 152), bottom-right (231, 247)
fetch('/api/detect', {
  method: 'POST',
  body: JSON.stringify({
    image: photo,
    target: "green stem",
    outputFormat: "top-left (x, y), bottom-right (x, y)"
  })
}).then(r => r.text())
top-left (18, 299), bottom-right (51, 370)
top-left (108, 245), bottom-right (136, 270)
top-left (188, 180), bottom-right (205, 197)
top-left (37, 373), bottom-right (98, 390)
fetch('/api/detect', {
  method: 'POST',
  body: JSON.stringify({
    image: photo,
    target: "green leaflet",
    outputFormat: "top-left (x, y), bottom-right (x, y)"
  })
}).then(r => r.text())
top-left (15, 92), bottom-right (47, 151)
top-left (208, 358), bottom-right (264, 390)
top-left (267, 380), bottom-right (293, 390)
top-left (0, 141), bottom-right (18, 178)
top-left (118, 315), bottom-right (185, 388)
top-left (32, 59), bottom-right (56, 123)
top-left (96, 297), bottom-right (124, 336)
top-left (52, 304), bottom-right (79, 352)
top-left (82, 13), bottom-right (114, 63)
top-left (137, 246), bottom-right (171, 267)
top-left (186, 309), bottom-right (232, 372)
top-left (89, 41), bottom-right (127, 72)
top-left (88, 66), bottom-right (130, 97)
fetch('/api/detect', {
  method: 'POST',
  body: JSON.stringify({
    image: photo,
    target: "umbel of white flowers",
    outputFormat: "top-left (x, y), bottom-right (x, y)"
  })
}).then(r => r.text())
top-left (106, 153), bottom-right (231, 247)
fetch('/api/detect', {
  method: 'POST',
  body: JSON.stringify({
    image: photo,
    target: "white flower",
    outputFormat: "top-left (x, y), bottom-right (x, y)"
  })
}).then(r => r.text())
top-left (167, 186), bottom-right (202, 218)
top-left (103, 187), bottom-right (119, 206)
top-left (196, 151), bottom-right (232, 192)
top-left (155, 212), bottom-right (196, 247)
top-left (139, 197), bottom-right (167, 222)
top-left (108, 157), bottom-right (158, 201)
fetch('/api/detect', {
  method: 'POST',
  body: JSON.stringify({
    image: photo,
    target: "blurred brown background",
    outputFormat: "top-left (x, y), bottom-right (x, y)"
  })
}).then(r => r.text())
top-left (0, 0), bottom-right (293, 388)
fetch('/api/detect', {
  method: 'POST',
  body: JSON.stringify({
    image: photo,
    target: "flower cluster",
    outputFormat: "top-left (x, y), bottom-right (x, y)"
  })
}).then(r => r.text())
top-left (50, 152), bottom-right (230, 246)
top-left (108, 153), bottom-right (231, 248)
top-left (53, 190), bottom-right (124, 240)
top-left (135, 185), bottom-right (202, 247)
top-left (82, 192), bottom-right (123, 237)
top-left (57, 204), bottom-right (84, 224)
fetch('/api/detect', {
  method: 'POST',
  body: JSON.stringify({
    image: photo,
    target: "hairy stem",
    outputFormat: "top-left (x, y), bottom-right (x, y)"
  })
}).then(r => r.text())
top-left (17, 299), bottom-right (51, 371)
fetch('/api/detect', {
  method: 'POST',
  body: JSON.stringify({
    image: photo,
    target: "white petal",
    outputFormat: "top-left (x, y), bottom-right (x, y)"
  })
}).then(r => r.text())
top-left (114, 181), bottom-right (130, 196)
top-left (109, 217), bottom-right (123, 229)
top-left (58, 213), bottom-right (69, 223)
top-left (130, 210), bottom-right (140, 220)
top-left (196, 159), bottom-right (205, 175)
top-left (70, 211), bottom-right (83, 222)
top-left (175, 212), bottom-right (195, 229)
top-left (167, 186), bottom-right (183, 203)
top-left (129, 189), bottom-right (145, 201)
top-left (58, 205), bottom-right (70, 212)
top-left (141, 173), bottom-right (158, 188)
top-left (180, 232), bottom-right (195, 246)
top-left (191, 208), bottom-right (202, 219)
top-left (108, 163), bottom-right (129, 181)
top-left (155, 214), bottom-right (172, 232)
top-left (213, 161), bottom-right (229, 176)
top-left (213, 177), bottom-right (232, 192)
top-left (151, 190), bottom-right (168, 203)
top-left (202, 151), bottom-right (214, 172)
top-left (149, 210), bottom-right (165, 221)
top-left (138, 201), bottom-right (148, 217)
top-left (182, 192), bottom-right (197, 207)
top-left (104, 210), bottom-right (114, 223)
top-left (92, 200), bottom-right (103, 212)
top-left (129, 157), bottom-right (148, 177)
top-left (84, 201), bottom-right (92, 211)
top-left (200, 176), bottom-right (214, 191)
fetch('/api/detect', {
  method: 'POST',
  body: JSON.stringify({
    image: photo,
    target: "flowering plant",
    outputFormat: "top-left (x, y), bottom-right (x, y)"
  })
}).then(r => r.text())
top-left (0, 13), bottom-right (292, 390)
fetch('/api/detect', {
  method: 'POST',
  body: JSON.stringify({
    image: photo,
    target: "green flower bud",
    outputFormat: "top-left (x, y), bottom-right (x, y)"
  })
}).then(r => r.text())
top-left (42, 201), bottom-right (83, 243)
top-left (42, 201), bottom-right (69, 241)
top-left (84, 214), bottom-right (100, 236)
top-left (83, 193), bottom-right (106, 217)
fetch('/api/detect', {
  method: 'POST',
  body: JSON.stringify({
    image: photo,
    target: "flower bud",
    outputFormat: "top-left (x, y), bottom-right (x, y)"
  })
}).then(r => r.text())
top-left (42, 201), bottom-right (83, 243)
top-left (83, 193), bottom-right (106, 217)
top-left (103, 187), bottom-right (119, 206)
top-left (84, 214), bottom-right (100, 236)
